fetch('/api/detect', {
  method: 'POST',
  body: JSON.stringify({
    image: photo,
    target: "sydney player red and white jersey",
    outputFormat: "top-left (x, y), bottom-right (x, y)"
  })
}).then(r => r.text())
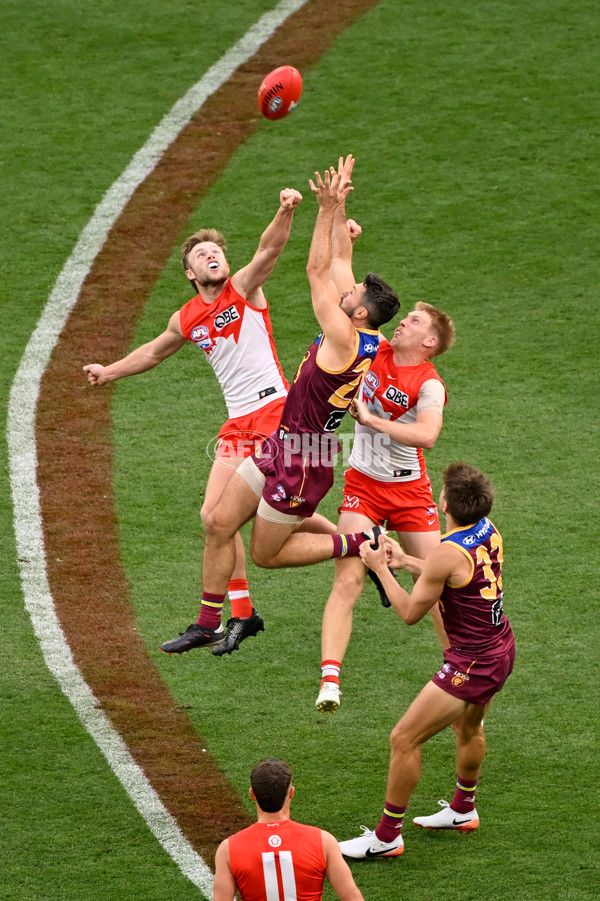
top-left (228, 819), bottom-right (327, 901)
top-left (349, 339), bottom-right (447, 482)
top-left (179, 280), bottom-right (288, 418)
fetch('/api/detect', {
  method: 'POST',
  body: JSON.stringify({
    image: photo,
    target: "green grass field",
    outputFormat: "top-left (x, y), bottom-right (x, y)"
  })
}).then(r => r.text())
top-left (2, 1), bottom-right (599, 899)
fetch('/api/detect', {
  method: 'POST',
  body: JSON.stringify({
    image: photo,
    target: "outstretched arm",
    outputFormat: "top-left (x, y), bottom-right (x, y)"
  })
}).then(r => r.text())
top-left (231, 188), bottom-right (302, 307)
top-left (83, 310), bottom-right (185, 386)
top-left (330, 155), bottom-right (360, 294)
top-left (307, 165), bottom-right (357, 363)
top-left (359, 533), bottom-right (451, 624)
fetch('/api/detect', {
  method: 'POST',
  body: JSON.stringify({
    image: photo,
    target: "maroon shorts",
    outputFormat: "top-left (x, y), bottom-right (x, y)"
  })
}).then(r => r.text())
top-left (432, 639), bottom-right (516, 707)
top-left (253, 432), bottom-right (336, 519)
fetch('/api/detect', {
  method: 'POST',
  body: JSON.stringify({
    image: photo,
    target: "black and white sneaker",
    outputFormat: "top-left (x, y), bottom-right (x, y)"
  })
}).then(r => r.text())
top-left (212, 609), bottom-right (265, 656)
top-left (160, 623), bottom-right (225, 655)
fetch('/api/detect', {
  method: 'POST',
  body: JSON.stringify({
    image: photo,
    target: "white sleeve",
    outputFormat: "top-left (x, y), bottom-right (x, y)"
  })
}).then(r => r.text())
top-left (416, 379), bottom-right (445, 413)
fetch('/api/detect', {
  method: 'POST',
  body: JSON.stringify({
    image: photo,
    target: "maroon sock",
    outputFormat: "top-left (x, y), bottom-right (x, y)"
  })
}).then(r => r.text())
top-left (451, 775), bottom-right (477, 813)
top-left (331, 532), bottom-right (366, 558)
top-left (374, 802), bottom-right (406, 843)
top-left (196, 592), bottom-right (225, 630)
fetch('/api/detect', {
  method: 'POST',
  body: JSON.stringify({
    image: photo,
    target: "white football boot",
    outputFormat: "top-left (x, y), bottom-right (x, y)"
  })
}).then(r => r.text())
top-left (339, 826), bottom-right (404, 859)
top-left (315, 681), bottom-right (341, 713)
top-left (413, 799), bottom-right (479, 832)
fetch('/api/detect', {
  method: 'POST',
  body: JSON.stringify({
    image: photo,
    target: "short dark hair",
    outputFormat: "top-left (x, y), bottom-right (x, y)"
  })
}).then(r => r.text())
top-left (361, 273), bottom-right (400, 329)
top-left (250, 759), bottom-right (292, 813)
top-left (443, 462), bottom-right (495, 525)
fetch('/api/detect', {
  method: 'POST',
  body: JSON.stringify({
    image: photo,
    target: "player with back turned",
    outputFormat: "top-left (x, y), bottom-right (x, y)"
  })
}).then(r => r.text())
top-left (213, 758), bottom-right (364, 901)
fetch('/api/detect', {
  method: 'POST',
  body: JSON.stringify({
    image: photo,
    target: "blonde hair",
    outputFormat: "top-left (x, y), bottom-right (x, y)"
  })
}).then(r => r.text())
top-left (181, 228), bottom-right (227, 271)
top-left (416, 301), bottom-right (456, 357)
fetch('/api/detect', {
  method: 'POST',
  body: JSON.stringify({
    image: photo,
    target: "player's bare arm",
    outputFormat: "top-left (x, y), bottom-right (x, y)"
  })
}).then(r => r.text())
top-left (231, 188), bottom-right (302, 307)
top-left (83, 311), bottom-right (186, 386)
top-left (307, 166), bottom-right (359, 367)
top-left (359, 533), bottom-right (454, 624)
top-left (321, 830), bottom-right (365, 900)
top-left (382, 535), bottom-right (426, 577)
top-left (349, 396), bottom-right (443, 449)
top-left (212, 839), bottom-right (236, 901)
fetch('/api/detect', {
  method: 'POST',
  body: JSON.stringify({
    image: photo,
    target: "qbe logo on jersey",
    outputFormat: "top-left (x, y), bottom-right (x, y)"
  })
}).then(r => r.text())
top-left (384, 385), bottom-right (409, 408)
top-left (214, 304), bottom-right (240, 330)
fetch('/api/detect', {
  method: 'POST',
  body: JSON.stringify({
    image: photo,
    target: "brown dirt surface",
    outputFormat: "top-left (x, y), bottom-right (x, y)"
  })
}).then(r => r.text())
top-left (35, 0), bottom-right (381, 870)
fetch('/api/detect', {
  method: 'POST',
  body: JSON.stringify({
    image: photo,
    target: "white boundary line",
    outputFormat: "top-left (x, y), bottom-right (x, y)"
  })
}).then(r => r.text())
top-left (7, 1), bottom-right (307, 897)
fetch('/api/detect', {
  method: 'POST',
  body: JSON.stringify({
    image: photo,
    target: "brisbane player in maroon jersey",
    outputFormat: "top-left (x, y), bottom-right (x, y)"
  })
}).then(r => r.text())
top-left (339, 462), bottom-right (515, 859)
top-left (160, 156), bottom-right (400, 657)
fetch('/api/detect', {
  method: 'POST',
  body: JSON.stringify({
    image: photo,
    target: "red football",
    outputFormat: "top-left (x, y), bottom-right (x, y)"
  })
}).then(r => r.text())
top-left (258, 66), bottom-right (302, 120)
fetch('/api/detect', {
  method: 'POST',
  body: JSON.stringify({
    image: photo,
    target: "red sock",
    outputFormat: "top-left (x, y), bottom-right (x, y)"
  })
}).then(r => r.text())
top-left (451, 775), bottom-right (477, 813)
top-left (375, 802), bottom-right (406, 843)
top-left (197, 592), bottom-right (225, 629)
top-left (320, 659), bottom-right (341, 687)
top-left (331, 532), bottom-right (366, 558)
top-left (228, 578), bottom-right (252, 618)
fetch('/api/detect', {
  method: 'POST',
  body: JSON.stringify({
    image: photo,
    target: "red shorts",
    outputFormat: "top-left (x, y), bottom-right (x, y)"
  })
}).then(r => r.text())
top-left (432, 639), bottom-right (516, 707)
top-left (253, 432), bottom-right (336, 519)
top-left (216, 397), bottom-right (286, 460)
top-left (339, 467), bottom-right (440, 532)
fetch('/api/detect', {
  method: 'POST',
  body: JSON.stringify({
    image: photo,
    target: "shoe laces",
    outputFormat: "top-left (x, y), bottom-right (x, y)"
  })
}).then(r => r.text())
top-left (437, 800), bottom-right (450, 810)
top-left (358, 825), bottom-right (375, 837)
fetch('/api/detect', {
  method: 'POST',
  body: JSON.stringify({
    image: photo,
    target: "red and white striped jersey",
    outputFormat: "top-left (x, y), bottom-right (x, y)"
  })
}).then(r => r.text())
top-left (179, 280), bottom-right (288, 418)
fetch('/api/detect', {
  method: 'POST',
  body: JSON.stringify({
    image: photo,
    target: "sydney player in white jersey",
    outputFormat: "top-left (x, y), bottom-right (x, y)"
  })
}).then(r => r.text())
top-left (84, 188), bottom-right (335, 655)
top-left (316, 214), bottom-right (456, 714)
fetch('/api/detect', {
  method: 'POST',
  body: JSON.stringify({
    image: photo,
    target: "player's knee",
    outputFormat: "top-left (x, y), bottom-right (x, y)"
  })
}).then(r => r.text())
top-left (328, 570), bottom-right (364, 607)
top-left (249, 540), bottom-right (276, 568)
top-left (205, 504), bottom-right (236, 541)
top-left (389, 720), bottom-right (415, 756)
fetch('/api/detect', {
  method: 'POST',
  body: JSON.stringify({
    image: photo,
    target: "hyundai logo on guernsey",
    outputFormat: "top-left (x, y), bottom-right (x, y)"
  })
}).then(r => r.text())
top-left (462, 518), bottom-right (493, 545)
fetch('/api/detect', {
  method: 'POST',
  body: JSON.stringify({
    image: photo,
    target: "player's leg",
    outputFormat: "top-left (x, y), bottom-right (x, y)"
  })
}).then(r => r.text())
top-left (316, 510), bottom-right (375, 713)
top-left (248, 498), bottom-right (337, 568)
top-left (397, 528), bottom-right (448, 648)
top-left (201, 455), bottom-right (249, 583)
top-left (295, 511), bottom-right (338, 535)
top-left (340, 681), bottom-right (466, 858)
top-left (413, 701), bottom-right (487, 832)
top-left (159, 471), bottom-right (260, 655)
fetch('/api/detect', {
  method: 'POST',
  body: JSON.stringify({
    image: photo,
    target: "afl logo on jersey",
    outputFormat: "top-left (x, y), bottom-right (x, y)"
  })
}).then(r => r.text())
top-left (214, 304), bottom-right (240, 330)
top-left (190, 325), bottom-right (213, 351)
top-left (364, 371), bottom-right (380, 397)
